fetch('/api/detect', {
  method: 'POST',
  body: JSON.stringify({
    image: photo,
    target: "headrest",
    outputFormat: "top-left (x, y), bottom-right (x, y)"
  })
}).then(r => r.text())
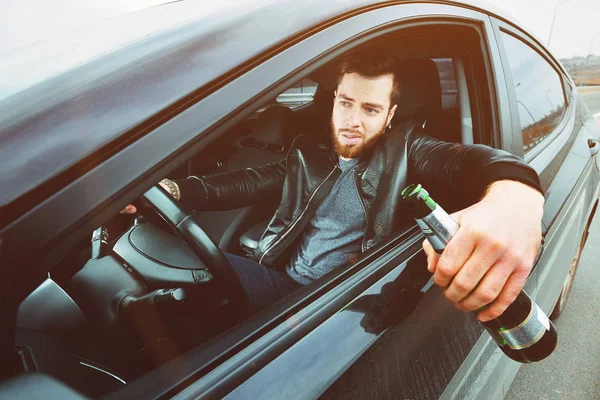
top-left (252, 105), bottom-right (295, 148)
top-left (393, 59), bottom-right (442, 123)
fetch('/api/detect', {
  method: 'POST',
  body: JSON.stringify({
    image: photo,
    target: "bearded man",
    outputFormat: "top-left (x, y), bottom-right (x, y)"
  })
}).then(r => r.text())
top-left (127, 47), bottom-right (544, 322)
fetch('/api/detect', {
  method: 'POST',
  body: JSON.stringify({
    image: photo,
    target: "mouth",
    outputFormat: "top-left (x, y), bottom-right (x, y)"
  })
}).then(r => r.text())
top-left (339, 131), bottom-right (363, 145)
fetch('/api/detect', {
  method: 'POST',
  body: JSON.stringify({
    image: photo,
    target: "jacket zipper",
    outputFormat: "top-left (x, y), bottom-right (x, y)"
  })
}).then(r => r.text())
top-left (354, 167), bottom-right (370, 252)
top-left (258, 166), bottom-right (339, 264)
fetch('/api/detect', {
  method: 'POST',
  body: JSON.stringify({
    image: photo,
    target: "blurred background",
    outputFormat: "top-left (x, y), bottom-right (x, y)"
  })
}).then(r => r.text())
top-left (2, 1), bottom-right (598, 88)
top-left (491, 0), bottom-right (600, 87)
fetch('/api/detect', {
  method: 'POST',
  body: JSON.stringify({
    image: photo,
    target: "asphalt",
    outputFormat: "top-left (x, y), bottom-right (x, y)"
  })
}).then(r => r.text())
top-left (581, 91), bottom-right (600, 116)
top-left (506, 92), bottom-right (600, 399)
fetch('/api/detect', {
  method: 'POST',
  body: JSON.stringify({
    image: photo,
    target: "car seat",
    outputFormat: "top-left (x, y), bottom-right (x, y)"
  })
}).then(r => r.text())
top-left (393, 59), bottom-right (461, 143)
top-left (193, 105), bottom-right (297, 254)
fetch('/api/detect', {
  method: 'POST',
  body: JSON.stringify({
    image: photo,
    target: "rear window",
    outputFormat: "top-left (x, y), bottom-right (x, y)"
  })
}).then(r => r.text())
top-left (433, 58), bottom-right (457, 110)
top-left (277, 78), bottom-right (318, 108)
top-left (499, 32), bottom-right (567, 154)
top-left (256, 78), bottom-right (318, 114)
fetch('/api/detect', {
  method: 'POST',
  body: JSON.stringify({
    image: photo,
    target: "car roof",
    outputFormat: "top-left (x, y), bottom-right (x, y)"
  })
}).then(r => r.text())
top-left (0, 0), bottom-right (527, 220)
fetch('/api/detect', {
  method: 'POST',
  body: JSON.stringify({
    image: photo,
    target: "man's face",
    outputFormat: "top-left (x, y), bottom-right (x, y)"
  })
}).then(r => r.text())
top-left (331, 72), bottom-right (397, 159)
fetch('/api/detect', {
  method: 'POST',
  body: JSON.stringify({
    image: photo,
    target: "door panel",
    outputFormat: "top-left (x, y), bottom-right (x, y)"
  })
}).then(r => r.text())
top-left (224, 241), bottom-right (483, 400)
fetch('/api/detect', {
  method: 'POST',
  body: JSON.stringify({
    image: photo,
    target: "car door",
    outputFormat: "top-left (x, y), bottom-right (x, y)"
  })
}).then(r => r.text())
top-left (490, 19), bottom-right (600, 318)
top-left (165, 4), bottom-right (517, 400)
top-left (1, 2), bottom-right (471, 399)
top-left (432, 17), bottom-right (600, 400)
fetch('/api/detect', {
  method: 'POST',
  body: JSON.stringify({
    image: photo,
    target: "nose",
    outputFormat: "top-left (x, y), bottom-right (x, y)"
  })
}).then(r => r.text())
top-left (345, 107), bottom-right (361, 129)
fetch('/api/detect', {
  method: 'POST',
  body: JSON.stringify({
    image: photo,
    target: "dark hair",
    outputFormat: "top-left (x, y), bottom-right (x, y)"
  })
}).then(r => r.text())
top-left (336, 46), bottom-right (400, 105)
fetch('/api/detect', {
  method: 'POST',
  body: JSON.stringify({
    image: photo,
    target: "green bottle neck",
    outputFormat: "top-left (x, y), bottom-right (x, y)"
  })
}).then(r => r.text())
top-left (401, 184), bottom-right (437, 218)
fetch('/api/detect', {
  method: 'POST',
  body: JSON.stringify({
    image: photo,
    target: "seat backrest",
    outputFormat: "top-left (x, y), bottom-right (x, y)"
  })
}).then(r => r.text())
top-left (394, 59), bottom-right (442, 123)
top-left (194, 105), bottom-right (295, 253)
top-left (393, 59), bottom-right (460, 142)
top-left (225, 105), bottom-right (296, 171)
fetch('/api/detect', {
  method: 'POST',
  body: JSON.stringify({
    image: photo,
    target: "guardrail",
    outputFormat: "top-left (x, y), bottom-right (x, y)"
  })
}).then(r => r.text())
top-left (579, 85), bottom-right (600, 93)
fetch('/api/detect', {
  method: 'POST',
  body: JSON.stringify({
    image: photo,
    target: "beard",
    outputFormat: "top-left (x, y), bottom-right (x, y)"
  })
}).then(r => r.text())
top-left (330, 117), bottom-right (387, 159)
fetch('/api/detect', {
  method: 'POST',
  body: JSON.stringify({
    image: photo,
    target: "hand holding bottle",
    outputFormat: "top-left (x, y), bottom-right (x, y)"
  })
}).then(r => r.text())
top-left (420, 180), bottom-right (544, 322)
top-left (402, 183), bottom-right (556, 363)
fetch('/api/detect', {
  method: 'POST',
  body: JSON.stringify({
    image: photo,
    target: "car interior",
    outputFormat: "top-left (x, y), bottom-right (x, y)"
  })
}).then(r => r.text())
top-left (13, 23), bottom-right (493, 398)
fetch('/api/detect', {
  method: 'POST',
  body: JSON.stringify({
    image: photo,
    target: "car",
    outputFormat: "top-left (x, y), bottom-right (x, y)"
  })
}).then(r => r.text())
top-left (1, 0), bottom-right (599, 398)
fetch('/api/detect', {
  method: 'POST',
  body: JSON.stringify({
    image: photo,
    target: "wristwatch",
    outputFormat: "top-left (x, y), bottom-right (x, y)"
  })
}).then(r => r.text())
top-left (160, 178), bottom-right (181, 201)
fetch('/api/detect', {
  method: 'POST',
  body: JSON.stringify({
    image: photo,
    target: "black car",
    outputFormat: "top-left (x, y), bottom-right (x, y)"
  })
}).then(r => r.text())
top-left (1, 0), bottom-right (599, 398)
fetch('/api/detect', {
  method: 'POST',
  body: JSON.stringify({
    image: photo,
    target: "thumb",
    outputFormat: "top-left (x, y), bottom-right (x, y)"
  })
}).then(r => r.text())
top-left (422, 239), bottom-right (438, 273)
top-left (119, 204), bottom-right (137, 214)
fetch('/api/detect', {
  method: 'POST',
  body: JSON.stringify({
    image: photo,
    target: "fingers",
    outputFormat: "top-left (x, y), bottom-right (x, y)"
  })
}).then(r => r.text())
top-left (475, 268), bottom-right (529, 322)
top-left (422, 239), bottom-right (438, 273)
top-left (455, 258), bottom-right (512, 312)
top-left (119, 204), bottom-right (137, 214)
top-left (158, 181), bottom-right (170, 192)
top-left (433, 228), bottom-right (476, 288)
top-left (443, 243), bottom-right (504, 305)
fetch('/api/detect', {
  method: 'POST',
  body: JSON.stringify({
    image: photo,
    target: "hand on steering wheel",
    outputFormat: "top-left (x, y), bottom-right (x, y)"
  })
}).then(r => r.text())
top-left (119, 181), bottom-right (173, 214)
top-left (140, 184), bottom-right (246, 306)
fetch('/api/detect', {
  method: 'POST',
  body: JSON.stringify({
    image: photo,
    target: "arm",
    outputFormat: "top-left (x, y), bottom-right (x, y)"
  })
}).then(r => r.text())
top-left (174, 159), bottom-right (286, 211)
top-left (407, 132), bottom-right (542, 206)
top-left (408, 132), bottom-right (545, 322)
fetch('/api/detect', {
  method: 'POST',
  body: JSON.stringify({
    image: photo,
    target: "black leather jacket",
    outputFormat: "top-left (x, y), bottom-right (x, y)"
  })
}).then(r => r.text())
top-left (177, 121), bottom-right (542, 268)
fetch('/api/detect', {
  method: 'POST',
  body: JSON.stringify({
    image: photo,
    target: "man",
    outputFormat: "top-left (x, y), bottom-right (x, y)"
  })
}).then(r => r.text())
top-left (126, 47), bottom-right (544, 322)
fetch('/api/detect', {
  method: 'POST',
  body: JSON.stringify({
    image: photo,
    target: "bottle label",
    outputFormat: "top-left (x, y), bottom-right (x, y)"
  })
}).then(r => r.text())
top-left (419, 207), bottom-right (459, 256)
top-left (416, 219), bottom-right (446, 256)
top-left (499, 304), bottom-right (550, 350)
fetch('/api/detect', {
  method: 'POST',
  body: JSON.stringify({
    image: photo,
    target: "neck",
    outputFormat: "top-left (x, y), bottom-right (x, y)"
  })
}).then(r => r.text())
top-left (339, 156), bottom-right (354, 161)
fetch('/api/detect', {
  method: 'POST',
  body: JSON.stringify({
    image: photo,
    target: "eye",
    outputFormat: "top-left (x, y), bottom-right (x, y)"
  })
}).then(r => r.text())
top-left (340, 100), bottom-right (351, 107)
top-left (365, 107), bottom-right (378, 115)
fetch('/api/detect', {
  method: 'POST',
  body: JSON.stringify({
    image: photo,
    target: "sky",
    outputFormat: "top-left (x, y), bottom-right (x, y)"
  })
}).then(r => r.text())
top-left (1, 1), bottom-right (598, 59)
top-left (489, 0), bottom-right (600, 58)
top-left (0, 1), bottom-right (166, 55)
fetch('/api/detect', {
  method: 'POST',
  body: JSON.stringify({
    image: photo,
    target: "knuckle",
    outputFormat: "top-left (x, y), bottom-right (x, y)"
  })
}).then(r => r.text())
top-left (476, 288), bottom-right (498, 304)
top-left (436, 262), bottom-right (454, 278)
top-left (504, 287), bottom-right (522, 304)
top-left (488, 303), bottom-right (508, 319)
top-left (471, 227), bottom-right (486, 242)
top-left (518, 257), bottom-right (534, 272)
top-left (485, 238), bottom-right (504, 253)
top-left (453, 277), bottom-right (473, 293)
top-left (501, 251), bottom-right (520, 267)
top-left (433, 274), bottom-right (448, 287)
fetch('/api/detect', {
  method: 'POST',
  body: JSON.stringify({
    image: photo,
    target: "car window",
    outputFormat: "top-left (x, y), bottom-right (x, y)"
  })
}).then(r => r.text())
top-left (277, 78), bottom-right (318, 108)
top-left (432, 58), bottom-right (458, 110)
top-left (500, 32), bottom-right (567, 154)
top-left (256, 78), bottom-right (318, 114)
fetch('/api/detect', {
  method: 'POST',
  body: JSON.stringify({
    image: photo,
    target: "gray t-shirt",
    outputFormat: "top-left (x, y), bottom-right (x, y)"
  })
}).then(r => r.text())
top-left (286, 157), bottom-right (367, 285)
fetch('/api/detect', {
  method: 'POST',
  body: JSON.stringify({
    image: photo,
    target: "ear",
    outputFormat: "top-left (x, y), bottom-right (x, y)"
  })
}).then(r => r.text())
top-left (386, 104), bottom-right (397, 128)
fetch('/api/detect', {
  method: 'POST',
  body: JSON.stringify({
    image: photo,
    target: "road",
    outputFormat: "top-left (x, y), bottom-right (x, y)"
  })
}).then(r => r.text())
top-left (506, 91), bottom-right (600, 399)
top-left (581, 91), bottom-right (600, 117)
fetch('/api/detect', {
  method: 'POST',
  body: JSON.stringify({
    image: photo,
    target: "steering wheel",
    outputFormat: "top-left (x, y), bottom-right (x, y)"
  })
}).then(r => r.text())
top-left (141, 184), bottom-right (246, 306)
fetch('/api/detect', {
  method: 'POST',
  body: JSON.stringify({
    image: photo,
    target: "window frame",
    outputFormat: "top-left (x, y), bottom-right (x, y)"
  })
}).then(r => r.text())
top-left (490, 18), bottom-right (572, 161)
